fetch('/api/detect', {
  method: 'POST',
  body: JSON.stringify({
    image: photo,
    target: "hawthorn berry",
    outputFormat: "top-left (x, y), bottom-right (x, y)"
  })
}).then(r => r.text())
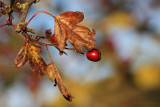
top-left (86, 49), bottom-right (101, 62)
top-left (51, 34), bottom-right (56, 42)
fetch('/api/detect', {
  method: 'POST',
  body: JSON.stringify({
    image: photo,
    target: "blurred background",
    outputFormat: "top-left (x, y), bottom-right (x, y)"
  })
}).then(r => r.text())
top-left (0, 0), bottom-right (160, 107)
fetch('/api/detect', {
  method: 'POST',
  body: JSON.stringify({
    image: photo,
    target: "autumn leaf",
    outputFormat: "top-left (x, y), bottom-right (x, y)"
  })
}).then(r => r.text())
top-left (44, 29), bottom-right (68, 56)
top-left (14, 43), bottom-right (28, 68)
top-left (45, 29), bottom-right (52, 38)
top-left (47, 63), bottom-right (73, 102)
top-left (54, 11), bottom-right (96, 52)
top-left (27, 42), bottom-right (47, 78)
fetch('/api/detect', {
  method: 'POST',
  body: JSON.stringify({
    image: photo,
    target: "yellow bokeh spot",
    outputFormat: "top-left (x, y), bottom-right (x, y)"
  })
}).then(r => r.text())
top-left (102, 11), bottom-right (135, 29)
top-left (133, 64), bottom-right (160, 90)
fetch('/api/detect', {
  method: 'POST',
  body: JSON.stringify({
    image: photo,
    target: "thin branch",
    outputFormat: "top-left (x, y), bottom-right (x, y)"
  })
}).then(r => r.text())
top-left (20, 0), bottom-right (36, 23)
top-left (27, 10), bottom-right (56, 25)
top-left (5, 14), bottom-right (16, 27)
top-left (28, 37), bottom-right (58, 47)
top-left (0, 24), bottom-right (6, 28)
top-left (65, 48), bottom-right (86, 55)
top-left (46, 46), bottom-right (54, 63)
top-left (35, 35), bottom-right (45, 41)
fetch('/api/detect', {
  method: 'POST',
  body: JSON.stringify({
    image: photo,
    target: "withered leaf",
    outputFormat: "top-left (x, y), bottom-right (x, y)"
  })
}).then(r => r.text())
top-left (45, 29), bottom-right (52, 38)
top-left (54, 11), bottom-right (96, 52)
top-left (14, 43), bottom-right (28, 68)
top-left (47, 63), bottom-right (56, 82)
top-left (44, 29), bottom-right (67, 56)
top-left (27, 42), bottom-right (47, 78)
top-left (44, 29), bottom-right (57, 44)
top-left (47, 63), bottom-right (73, 102)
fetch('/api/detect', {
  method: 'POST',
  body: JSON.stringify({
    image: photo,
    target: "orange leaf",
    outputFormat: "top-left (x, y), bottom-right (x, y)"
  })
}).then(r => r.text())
top-left (14, 43), bottom-right (28, 68)
top-left (47, 63), bottom-right (73, 102)
top-left (27, 42), bottom-right (47, 78)
top-left (54, 11), bottom-right (96, 52)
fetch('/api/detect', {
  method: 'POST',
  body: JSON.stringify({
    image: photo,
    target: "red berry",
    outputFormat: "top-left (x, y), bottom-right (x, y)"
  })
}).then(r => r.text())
top-left (51, 34), bottom-right (56, 42)
top-left (86, 49), bottom-right (101, 62)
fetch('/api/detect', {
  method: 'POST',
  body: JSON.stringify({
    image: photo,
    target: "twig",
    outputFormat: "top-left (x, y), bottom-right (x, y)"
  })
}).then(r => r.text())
top-left (20, 0), bottom-right (36, 23)
top-left (35, 35), bottom-right (45, 41)
top-left (46, 46), bottom-right (54, 63)
top-left (65, 48), bottom-right (86, 55)
top-left (27, 10), bottom-right (56, 25)
top-left (28, 37), bottom-right (58, 47)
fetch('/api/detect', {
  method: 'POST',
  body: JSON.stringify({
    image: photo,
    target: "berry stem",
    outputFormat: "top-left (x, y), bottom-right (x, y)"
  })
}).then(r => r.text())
top-left (65, 48), bottom-right (86, 55)
top-left (27, 11), bottom-right (56, 26)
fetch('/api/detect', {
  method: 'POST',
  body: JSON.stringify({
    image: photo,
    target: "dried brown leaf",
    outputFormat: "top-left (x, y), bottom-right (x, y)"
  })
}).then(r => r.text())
top-left (54, 11), bottom-right (96, 52)
top-left (14, 43), bottom-right (28, 68)
top-left (45, 29), bottom-right (52, 38)
top-left (27, 42), bottom-right (47, 78)
top-left (56, 11), bottom-right (84, 28)
top-left (47, 63), bottom-right (73, 102)
top-left (44, 29), bottom-right (60, 47)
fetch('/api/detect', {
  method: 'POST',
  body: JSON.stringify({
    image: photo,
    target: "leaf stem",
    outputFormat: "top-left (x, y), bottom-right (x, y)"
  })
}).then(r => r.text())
top-left (28, 37), bottom-right (58, 47)
top-left (27, 11), bottom-right (56, 25)
top-left (46, 46), bottom-right (54, 63)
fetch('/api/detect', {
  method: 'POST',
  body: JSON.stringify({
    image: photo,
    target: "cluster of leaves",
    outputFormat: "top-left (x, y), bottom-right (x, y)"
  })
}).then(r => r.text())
top-left (0, 0), bottom-right (97, 102)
